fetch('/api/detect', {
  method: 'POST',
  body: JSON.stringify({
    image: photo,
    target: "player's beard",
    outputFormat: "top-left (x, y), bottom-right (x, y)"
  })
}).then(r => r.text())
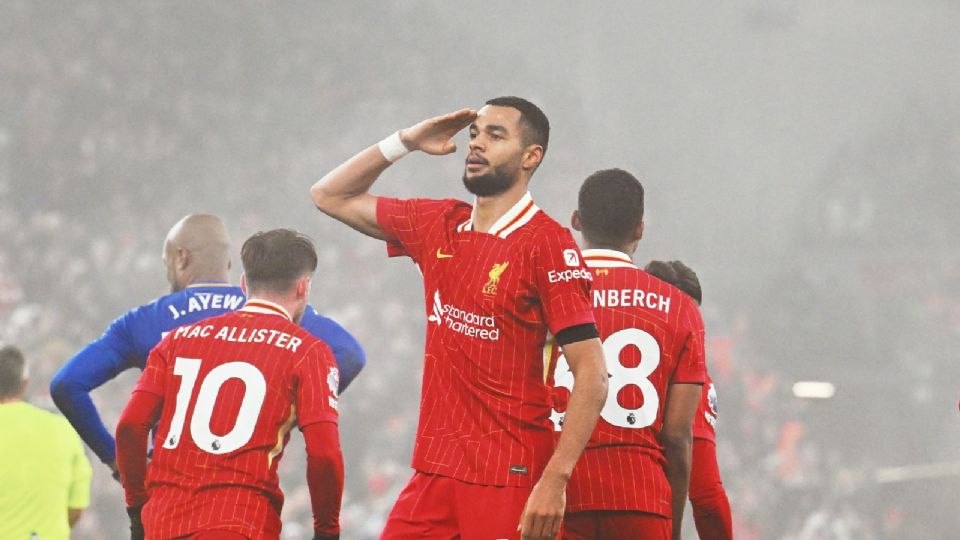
top-left (462, 163), bottom-right (520, 197)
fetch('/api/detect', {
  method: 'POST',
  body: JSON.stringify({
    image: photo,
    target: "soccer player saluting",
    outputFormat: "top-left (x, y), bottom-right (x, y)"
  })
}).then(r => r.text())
top-left (552, 169), bottom-right (706, 540)
top-left (116, 229), bottom-right (343, 540)
top-left (311, 97), bottom-right (608, 540)
top-left (645, 260), bottom-right (733, 540)
top-left (51, 213), bottom-right (365, 478)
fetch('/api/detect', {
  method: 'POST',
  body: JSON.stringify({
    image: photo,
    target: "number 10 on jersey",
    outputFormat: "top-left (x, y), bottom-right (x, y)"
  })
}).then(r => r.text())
top-left (162, 357), bottom-right (268, 454)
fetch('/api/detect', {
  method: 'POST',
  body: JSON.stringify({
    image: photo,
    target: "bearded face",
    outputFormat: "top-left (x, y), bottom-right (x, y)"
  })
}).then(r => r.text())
top-left (462, 160), bottom-right (521, 197)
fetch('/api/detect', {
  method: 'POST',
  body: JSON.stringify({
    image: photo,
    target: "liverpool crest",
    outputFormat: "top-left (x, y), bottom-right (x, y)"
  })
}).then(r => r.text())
top-left (483, 262), bottom-right (509, 295)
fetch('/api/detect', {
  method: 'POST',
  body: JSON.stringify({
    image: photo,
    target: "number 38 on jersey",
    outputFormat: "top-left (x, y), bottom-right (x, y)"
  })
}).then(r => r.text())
top-left (551, 327), bottom-right (661, 431)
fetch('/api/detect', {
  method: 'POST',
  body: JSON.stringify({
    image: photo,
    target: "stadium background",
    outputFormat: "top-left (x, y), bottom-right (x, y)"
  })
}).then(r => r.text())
top-left (1, 1), bottom-right (958, 538)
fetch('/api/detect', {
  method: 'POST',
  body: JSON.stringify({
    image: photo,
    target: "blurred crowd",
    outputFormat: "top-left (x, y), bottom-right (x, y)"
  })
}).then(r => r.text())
top-left (2, 2), bottom-right (958, 538)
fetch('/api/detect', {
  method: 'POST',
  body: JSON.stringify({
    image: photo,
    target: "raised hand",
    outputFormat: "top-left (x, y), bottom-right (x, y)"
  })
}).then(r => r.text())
top-left (399, 108), bottom-right (478, 156)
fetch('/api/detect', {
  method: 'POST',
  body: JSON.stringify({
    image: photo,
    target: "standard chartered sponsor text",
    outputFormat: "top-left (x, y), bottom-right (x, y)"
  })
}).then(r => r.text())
top-left (439, 302), bottom-right (500, 340)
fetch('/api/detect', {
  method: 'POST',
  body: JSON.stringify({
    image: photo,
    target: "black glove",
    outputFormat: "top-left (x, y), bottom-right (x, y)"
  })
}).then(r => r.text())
top-left (312, 532), bottom-right (339, 540)
top-left (127, 506), bottom-right (144, 540)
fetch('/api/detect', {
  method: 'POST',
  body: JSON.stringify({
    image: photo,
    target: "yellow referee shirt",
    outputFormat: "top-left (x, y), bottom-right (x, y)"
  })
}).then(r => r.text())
top-left (0, 401), bottom-right (92, 540)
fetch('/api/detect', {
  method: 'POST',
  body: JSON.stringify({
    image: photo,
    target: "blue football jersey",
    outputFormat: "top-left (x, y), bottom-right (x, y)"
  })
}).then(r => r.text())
top-left (51, 282), bottom-right (365, 464)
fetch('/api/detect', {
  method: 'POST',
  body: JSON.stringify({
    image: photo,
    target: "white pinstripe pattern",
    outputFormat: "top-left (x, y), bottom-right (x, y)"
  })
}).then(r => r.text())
top-left (136, 307), bottom-right (339, 538)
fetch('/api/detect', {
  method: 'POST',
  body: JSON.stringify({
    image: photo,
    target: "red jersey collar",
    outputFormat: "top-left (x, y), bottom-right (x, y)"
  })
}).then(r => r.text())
top-left (240, 298), bottom-right (293, 321)
top-left (456, 191), bottom-right (540, 239)
top-left (582, 248), bottom-right (637, 269)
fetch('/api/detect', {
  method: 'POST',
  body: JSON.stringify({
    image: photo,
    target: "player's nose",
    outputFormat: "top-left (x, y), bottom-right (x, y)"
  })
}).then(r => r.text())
top-left (468, 135), bottom-right (485, 152)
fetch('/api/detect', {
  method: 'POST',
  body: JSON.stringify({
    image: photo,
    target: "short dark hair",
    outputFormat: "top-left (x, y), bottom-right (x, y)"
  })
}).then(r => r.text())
top-left (0, 345), bottom-right (26, 398)
top-left (577, 168), bottom-right (645, 246)
top-left (485, 96), bottom-right (550, 156)
top-left (241, 229), bottom-right (318, 293)
top-left (645, 260), bottom-right (703, 305)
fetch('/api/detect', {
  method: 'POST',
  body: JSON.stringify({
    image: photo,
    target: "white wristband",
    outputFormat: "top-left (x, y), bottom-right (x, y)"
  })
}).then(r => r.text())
top-left (377, 131), bottom-right (411, 163)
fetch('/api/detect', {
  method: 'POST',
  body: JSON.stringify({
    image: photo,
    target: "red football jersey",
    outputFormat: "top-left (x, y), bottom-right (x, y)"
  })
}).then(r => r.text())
top-left (551, 249), bottom-right (706, 517)
top-left (377, 192), bottom-right (595, 487)
top-left (133, 299), bottom-right (339, 539)
top-left (692, 373), bottom-right (718, 442)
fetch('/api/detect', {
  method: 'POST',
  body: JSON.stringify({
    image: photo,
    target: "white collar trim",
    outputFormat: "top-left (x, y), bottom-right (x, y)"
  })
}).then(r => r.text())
top-left (240, 299), bottom-right (293, 321)
top-left (462, 192), bottom-right (539, 239)
top-left (582, 248), bottom-right (637, 268)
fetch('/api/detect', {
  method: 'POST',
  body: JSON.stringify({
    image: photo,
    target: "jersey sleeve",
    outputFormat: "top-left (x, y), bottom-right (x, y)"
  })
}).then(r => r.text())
top-left (672, 299), bottom-right (708, 385)
top-left (532, 228), bottom-right (596, 335)
top-left (692, 378), bottom-right (718, 441)
top-left (64, 423), bottom-right (93, 510)
top-left (133, 335), bottom-right (173, 396)
top-left (299, 307), bottom-right (366, 393)
top-left (49, 310), bottom-right (143, 464)
top-left (375, 197), bottom-right (453, 263)
top-left (295, 342), bottom-right (340, 428)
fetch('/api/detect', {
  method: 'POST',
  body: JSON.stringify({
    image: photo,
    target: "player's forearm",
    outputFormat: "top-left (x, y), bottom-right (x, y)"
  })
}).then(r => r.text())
top-left (311, 145), bottom-right (390, 211)
top-left (51, 342), bottom-right (132, 463)
top-left (50, 375), bottom-right (117, 463)
top-left (663, 433), bottom-right (693, 540)
top-left (304, 424), bottom-right (344, 536)
top-left (116, 391), bottom-right (162, 507)
top-left (307, 451), bottom-right (343, 535)
top-left (544, 343), bottom-right (607, 480)
top-left (693, 501), bottom-right (734, 540)
top-left (116, 421), bottom-right (150, 507)
top-left (662, 383), bottom-right (702, 540)
top-left (310, 144), bottom-right (392, 239)
top-left (690, 439), bottom-right (733, 539)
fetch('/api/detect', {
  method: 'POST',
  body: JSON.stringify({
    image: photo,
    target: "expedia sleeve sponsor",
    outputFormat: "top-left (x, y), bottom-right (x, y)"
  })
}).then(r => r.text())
top-left (547, 268), bottom-right (593, 284)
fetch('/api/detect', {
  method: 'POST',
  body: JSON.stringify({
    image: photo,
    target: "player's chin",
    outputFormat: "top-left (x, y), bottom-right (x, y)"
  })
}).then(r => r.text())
top-left (461, 176), bottom-right (489, 196)
top-left (462, 166), bottom-right (487, 179)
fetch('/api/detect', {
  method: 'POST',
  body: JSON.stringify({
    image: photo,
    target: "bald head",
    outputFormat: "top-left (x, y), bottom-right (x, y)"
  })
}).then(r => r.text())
top-left (163, 214), bottom-right (232, 291)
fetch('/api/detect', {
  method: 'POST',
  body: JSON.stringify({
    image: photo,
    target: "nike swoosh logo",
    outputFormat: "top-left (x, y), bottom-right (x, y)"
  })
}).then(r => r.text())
top-left (436, 249), bottom-right (454, 259)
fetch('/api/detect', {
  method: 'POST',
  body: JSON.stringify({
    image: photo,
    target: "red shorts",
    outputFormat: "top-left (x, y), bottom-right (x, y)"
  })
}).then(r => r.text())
top-left (381, 471), bottom-right (540, 540)
top-left (562, 510), bottom-right (670, 540)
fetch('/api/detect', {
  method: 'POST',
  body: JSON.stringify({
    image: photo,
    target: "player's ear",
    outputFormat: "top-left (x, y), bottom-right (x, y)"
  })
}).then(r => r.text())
top-left (571, 210), bottom-right (582, 232)
top-left (177, 247), bottom-right (190, 271)
top-left (521, 144), bottom-right (544, 171)
top-left (239, 273), bottom-right (248, 296)
top-left (634, 220), bottom-right (645, 242)
top-left (295, 275), bottom-right (310, 300)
